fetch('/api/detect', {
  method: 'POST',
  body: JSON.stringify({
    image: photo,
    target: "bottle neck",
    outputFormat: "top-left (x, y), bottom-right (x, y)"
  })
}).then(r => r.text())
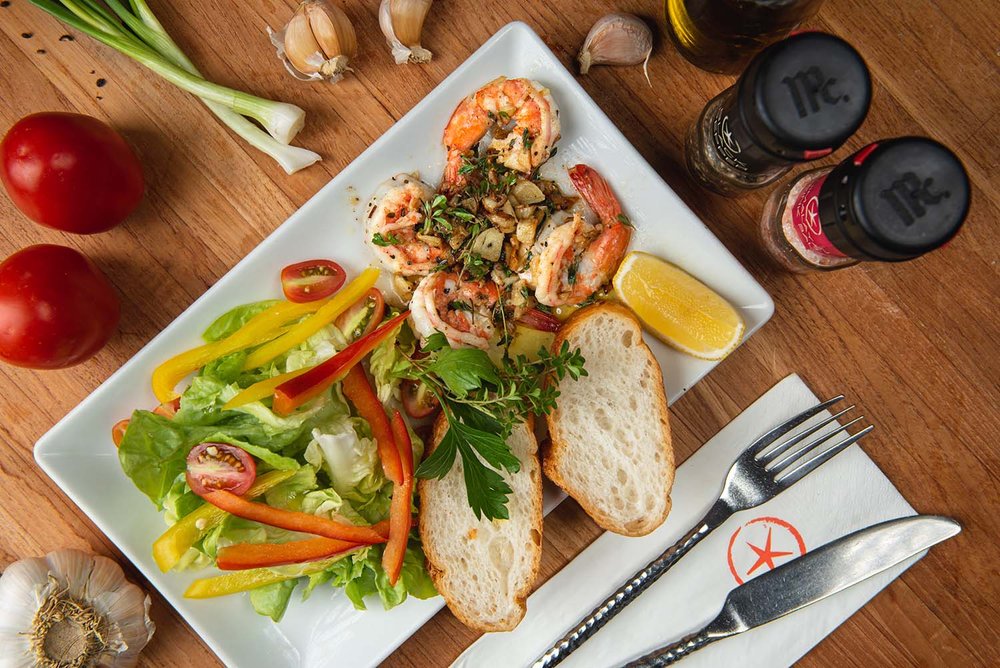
top-left (707, 88), bottom-right (799, 175)
top-left (783, 167), bottom-right (852, 262)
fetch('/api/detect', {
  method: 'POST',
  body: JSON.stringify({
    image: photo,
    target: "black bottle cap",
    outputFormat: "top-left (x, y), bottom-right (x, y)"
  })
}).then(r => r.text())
top-left (737, 32), bottom-right (871, 162)
top-left (817, 137), bottom-right (970, 261)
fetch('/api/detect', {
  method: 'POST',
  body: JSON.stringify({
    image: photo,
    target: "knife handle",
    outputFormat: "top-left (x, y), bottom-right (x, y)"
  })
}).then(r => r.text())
top-left (622, 629), bottom-right (716, 667)
top-left (531, 500), bottom-right (731, 668)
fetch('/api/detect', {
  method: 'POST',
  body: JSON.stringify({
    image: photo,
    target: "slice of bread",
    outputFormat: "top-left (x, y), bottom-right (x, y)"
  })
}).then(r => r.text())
top-left (418, 415), bottom-right (542, 632)
top-left (544, 302), bottom-right (674, 537)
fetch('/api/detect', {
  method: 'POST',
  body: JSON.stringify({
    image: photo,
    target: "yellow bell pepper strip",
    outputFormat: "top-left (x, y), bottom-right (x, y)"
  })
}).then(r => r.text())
top-left (151, 301), bottom-right (322, 403)
top-left (222, 367), bottom-right (312, 410)
top-left (242, 268), bottom-right (379, 371)
top-left (152, 469), bottom-right (296, 572)
top-left (184, 560), bottom-right (334, 599)
top-left (273, 311), bottom-right (410, 416)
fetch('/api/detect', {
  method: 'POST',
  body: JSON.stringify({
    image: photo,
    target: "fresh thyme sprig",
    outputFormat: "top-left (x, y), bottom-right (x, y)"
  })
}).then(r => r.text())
top-left (399, 333), bottom-right (586, 519)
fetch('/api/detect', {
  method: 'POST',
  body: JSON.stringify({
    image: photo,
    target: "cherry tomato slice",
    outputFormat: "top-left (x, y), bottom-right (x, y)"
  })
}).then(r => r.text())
top-left (111, 397), bottom-right (181, 448)
top-left (334, 288), bottom-right (385, 341)
top-left (401, 379), bottom-right (440, 419)
top-left (111, 419), bottom-right (130, 447)
top-left (280, 260), bottom-right (346, 303)
top-left (185, 442), bottom-right (257, 496)
top-left (154, 396), bottom-right (181, 418)
top-left (517, 307), bottom-right (562, 333)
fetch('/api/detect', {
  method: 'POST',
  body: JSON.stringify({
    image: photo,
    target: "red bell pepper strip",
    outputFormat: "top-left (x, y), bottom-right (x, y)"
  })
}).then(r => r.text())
top-left (273, 311), bottom-right (410, 416)
top-left (200, 490), bottom-right (387, 545)
top-left (216, 537), bottom-right (362, 570)
top-left (383, 410), bottom-right (415, 585)
top-left (343, 365), bottom-right (403, 486)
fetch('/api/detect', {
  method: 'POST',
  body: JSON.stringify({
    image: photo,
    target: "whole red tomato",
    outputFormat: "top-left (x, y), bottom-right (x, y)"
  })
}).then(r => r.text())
top-left (1, 112), bottom-right (144, 234)
top-left (0, 245), bottom-right (120, 369)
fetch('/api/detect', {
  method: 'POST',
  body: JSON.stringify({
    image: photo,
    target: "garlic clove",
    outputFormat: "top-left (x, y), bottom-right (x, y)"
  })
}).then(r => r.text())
top-left (307, 0), bottom-right (357, 71)
top-left (284, 11), bottom-right (326, 75)
top-left (379, 0), bottom-right (433, 65)
top-left (578, 13), bottom-right (654, 85)
top-left (272, 0), bottom-right (357, 82)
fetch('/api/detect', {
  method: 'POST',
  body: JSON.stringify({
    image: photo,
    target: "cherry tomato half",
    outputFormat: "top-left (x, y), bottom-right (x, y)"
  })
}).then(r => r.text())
top-left (1, 112), bottom-right (144, 234)
top-left (111, 419), bottom-right (130, 448)
top-left (0, 245), bottom-right (120, 369)
top-left (111, 397), bottom-right (181, 447)
top-left (401, 379), bottom-right (440, 419)
top-left (280, 260), bottom-right (346, 303)
top-left (186, 442), bottom-right (257, 496)
top-left (334, 288), bottom-right (385, 341)
top-left (517, 307), bottom-right (562, 333)
top-left (154, 397), bottom-right (182, 418)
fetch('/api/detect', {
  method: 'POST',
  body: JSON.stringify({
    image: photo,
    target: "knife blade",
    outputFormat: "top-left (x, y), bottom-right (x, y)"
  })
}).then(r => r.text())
top-left (623, 515), bottom-right (960, 667)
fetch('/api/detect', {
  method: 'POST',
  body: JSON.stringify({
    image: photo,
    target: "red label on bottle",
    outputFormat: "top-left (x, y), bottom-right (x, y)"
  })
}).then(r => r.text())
top-left (788, 174), bottom-right (847, 258)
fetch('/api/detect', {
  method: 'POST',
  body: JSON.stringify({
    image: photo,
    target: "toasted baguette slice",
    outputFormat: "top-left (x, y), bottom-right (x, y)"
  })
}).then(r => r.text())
top-left (544, 302), bottom-right (674, 536)
top-left (418, 415), bottom-right (542, 632)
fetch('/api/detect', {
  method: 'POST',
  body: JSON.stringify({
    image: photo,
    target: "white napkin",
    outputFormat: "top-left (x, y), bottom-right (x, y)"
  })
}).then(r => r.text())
top-left (453, 374), bottom-right (920, 667)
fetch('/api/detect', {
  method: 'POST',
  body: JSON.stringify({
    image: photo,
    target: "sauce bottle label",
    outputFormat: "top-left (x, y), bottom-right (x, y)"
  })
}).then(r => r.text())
top-left (710, 100), bottom-right (789, 173)
top-left (788, 173), bottom-right (847, 258)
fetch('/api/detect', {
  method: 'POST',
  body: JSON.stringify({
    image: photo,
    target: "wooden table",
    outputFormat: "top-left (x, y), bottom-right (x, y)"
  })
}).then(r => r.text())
top-left (1, 0), bottom-right (996, 665)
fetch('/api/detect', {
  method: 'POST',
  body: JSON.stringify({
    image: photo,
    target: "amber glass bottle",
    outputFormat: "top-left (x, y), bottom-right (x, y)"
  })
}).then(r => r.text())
top-left (665, 0), bottom-right (826, 74)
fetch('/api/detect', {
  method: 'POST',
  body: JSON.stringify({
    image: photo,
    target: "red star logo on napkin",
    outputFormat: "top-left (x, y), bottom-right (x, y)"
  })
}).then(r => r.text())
top-left (745, 526), bottom-right (795, 576)
top-left (727, 516), bottom-right (807, 585)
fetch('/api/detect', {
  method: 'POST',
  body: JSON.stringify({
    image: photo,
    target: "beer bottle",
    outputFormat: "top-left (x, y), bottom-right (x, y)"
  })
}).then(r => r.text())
top-left (758, 138), bottom-right (970, 272)
top-left (685, 32), bottom-right (871, 196)
top-left (666, 0), bottom-right (826, 73)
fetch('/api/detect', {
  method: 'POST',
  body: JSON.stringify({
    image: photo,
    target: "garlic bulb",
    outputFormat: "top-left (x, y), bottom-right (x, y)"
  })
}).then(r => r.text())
top-left (0, 549), bottom-right (154, 668)
top-left (379, 0), bottom-right (433, 64)
top-left (578, 13), bottom-right (653, 85)
top-left (270, 0), bottom-right (357, 82)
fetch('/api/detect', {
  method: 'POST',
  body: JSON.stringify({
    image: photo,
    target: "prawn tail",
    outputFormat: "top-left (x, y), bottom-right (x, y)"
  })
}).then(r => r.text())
top-left (442, 148), bottom-right (468, 193)
top-left (568, 164), bottom-right (623, 225)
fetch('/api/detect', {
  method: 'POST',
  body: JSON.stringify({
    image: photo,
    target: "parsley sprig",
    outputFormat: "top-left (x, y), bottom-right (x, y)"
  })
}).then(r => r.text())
top-left (401, 333), bottom-right (586, 519)
top-left (421, 194), bottom-right (475, 235)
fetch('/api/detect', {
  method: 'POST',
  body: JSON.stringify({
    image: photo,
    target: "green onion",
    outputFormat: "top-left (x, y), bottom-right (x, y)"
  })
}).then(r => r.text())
top-left (31, 0), bottom-right (321, 174)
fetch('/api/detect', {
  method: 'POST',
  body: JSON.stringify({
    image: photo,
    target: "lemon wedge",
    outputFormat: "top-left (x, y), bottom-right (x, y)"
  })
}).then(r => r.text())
top-left (612, 251), bottom-right (745, 360)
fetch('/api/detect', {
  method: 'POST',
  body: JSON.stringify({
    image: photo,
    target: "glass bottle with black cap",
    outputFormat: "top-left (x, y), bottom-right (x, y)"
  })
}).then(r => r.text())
top-left (759, 137), bottom-right (970, 272)
top-left (686, 32), bottom-right (871, 196)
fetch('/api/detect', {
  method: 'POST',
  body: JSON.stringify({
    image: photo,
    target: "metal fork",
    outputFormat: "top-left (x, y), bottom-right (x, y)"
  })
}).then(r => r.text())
top-left (532, 396), bottom-right (873, 668)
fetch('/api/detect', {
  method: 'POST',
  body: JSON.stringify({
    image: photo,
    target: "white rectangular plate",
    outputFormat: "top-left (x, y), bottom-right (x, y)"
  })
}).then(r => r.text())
top-left (35, 22), bottom-right (773, 668)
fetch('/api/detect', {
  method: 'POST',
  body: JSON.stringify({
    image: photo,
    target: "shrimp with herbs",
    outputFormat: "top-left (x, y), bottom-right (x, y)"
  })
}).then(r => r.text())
top-left (365, 174), bottom-right (450, 276)
top-left (442, 77), bottom-right (560, 191)
top-left (529, 164), bottom-right (631, 307)
top-left (410, 272), bottom-right (500, 349)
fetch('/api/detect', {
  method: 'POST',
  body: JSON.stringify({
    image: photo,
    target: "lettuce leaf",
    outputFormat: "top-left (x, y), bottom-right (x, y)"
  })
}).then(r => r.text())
top-left (249, 578), bottom-right (297, 622)
top-left (304, 418), bottom-right (383, 499)
top-left (206, 433), bottom-right (300, 471)
top-left (202, 300), bottom-right (278, 342)
top-left (327, 543), bottom-right (437, 611)
top-left (368, 320), bottom-right (415, 403)
top-left (264, 465), bottom-right (319, 510)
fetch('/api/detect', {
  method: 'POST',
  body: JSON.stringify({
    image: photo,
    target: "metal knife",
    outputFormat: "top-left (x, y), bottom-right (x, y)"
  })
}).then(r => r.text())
top-left (621, 515), bottom-right (960, 667)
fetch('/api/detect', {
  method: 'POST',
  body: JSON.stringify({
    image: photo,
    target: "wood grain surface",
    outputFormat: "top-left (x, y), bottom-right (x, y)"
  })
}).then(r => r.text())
top-left (1, 0), bottom-right (997, 666)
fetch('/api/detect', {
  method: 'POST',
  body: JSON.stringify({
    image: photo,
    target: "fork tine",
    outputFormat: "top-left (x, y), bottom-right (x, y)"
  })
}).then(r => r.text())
top-left (767, 415), bottom-right (866, 472)
top-left (758, 406), bottom-right (855, 464)
top-left (748, 395), bottom-right (845, 456)
top-left (776, 425), bottom-right (874, 487)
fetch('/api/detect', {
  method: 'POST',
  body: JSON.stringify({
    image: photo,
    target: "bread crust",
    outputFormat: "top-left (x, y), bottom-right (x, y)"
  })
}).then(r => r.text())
top-left (542, 302), bottom-right (675, 537)
top-left (418, 413), bottom-right (543, 632)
